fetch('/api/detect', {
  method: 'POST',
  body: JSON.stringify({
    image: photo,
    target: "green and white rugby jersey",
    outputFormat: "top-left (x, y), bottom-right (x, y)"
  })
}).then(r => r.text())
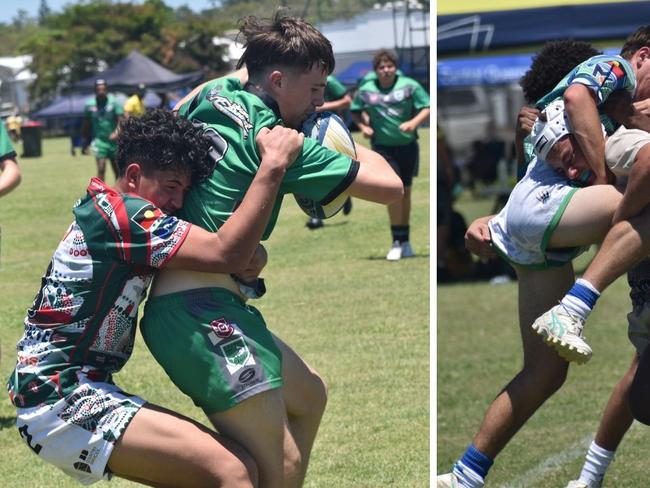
top-left (84, 95), bottom-right (123, 142)
top-left (177, 77), bottom-right (359, 239)
top-left (351, 70), bottom-right (430, 147)
top-left (8, 179), bottom-right (191, 408)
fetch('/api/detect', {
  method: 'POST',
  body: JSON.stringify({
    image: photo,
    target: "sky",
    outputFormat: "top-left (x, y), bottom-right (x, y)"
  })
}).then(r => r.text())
top-left (0, 0), bottom-right (217, 24)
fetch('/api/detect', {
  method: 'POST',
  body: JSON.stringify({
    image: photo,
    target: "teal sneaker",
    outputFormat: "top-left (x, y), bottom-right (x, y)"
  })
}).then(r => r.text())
top-left (532, 304), bottom-right (592, 363)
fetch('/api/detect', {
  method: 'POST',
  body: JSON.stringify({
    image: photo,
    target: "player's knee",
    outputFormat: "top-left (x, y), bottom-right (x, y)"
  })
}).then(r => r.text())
top-left (522, 361), bottom-right (567, 395)
top-left (307, 371), bottom-right (328, 415)
top-left (202, 450), bottom-right (259, 488)
top-left (283, 442), bottom-right (303, 482)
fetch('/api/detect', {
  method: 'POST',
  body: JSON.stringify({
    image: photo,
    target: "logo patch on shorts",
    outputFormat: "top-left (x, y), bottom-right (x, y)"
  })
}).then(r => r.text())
top-left (220, 336), bottom-right (256, 374)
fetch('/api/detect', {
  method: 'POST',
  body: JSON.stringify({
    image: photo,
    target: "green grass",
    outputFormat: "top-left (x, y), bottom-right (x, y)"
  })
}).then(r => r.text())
top-left (0, 131), bottom-right (430, 487)
top-left (437, 194), bottom-right (649, 487)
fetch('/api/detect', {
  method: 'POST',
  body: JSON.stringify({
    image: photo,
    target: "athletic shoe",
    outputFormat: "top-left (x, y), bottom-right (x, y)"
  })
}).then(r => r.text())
top-left (437, 473), bottom-right (459, 488)
top-left (343, 197), bottom-right (353, 215)
top-left (386, 241), bottom-right (402, 261)
top-left (565, 481), bottom-right (593, 488)
top-left (306, 217), bottom-right (324, 230)
top-left (401, 241), bottom-right (414, 258)
top-left (531, 303), bottom-right (592, 363)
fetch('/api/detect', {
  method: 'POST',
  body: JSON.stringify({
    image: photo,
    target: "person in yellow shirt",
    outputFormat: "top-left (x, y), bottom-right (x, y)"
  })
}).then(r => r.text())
top-left (124, 84), bottom-right (146, 118)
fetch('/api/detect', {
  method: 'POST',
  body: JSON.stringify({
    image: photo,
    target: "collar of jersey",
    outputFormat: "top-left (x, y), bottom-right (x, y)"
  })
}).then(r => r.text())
top-left (244, 82), bottom-right (282, 120)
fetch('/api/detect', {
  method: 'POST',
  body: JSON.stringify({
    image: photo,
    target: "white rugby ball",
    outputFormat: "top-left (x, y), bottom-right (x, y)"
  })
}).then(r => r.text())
top-left (294, 111), bottom-right (356, 219)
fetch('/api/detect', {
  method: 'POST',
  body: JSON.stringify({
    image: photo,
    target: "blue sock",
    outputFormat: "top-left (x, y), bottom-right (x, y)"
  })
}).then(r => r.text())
top-left (452, 445), bottom-right (493, 487)
top-left (561, 278), bottom-right (600, 321)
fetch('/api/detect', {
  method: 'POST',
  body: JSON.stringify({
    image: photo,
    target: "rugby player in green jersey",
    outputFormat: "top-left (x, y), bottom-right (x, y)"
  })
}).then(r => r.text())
top-left (82, 79), bottom-right (124, 181)
top-left (140, 11), bottom-right (403, 488)
top-left (9, 109), bottom-right (304, 486)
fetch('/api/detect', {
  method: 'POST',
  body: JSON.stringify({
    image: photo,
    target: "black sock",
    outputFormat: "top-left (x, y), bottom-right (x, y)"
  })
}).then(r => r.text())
top-left (391, 225), bottom-right (409, 243)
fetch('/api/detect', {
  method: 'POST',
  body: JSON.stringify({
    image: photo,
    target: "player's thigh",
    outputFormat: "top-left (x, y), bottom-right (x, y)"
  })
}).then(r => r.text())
top-left (208, 388), bottom-right (297, 485)
top-left (108, 403), bottom-right (256, 488)
top-left (515, 264), bottom-right (575, 367)
top-left (548, 184), bottom-right (622, 248)
top-left (272, 333), bottom-right (328, 418)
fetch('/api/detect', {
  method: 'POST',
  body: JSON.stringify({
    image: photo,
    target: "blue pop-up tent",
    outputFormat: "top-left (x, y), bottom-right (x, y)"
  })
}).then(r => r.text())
top-left (33, 91), bottom-right (162, 119)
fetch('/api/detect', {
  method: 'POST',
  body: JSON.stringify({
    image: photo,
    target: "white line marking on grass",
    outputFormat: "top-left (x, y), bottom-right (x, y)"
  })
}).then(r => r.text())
top-left (499, 434), bottom-right (593, 488)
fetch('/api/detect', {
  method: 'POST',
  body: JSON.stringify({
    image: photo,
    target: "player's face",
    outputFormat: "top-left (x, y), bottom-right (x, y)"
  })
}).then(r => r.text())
top-left (137, 169), bottom-right (191, 215)
top-left (634, 47), bottom-right (650, 100)
top-left (276, 65), bottom-right (327, 129)
top-left (546, 135), bottom-right (596, 185)
top-left (375, 59), bottom-right (397, 87)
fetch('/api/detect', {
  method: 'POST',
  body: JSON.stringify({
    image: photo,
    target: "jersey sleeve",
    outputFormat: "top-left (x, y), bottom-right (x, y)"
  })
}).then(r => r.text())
top-left (102, 196), bottom-right (192, 268)
top-left (327, 76), bottom-right (348, 100)
top-left (280, 137), bottom-right (359, 203)
top-left (568, 57), bottom-right (635, 104)
top-left (114, 99), bottom-right (124, 116)
top-left (412, 81), bottom-right (431, 110)
top-left (0, 123), bottom-right (17, 161)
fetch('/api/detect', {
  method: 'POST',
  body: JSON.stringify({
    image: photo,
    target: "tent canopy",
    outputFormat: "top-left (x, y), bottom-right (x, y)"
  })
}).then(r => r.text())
top-left (437, 1), bottom-right (650, 55)
top-left (33, 91), bottom-right (161, 119)
top-left (74, 50), bottom-right (202, 92)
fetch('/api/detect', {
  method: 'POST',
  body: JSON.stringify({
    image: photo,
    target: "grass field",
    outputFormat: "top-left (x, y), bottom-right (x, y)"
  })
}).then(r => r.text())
top-left (0, 130), bottom-right (430, 487)
top-left (437, 194), bottom-right (650, 487)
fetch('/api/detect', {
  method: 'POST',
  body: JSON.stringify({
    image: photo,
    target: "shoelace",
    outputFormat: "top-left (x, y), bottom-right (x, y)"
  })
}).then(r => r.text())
top-left (556, 301), bottom-right (586, 337)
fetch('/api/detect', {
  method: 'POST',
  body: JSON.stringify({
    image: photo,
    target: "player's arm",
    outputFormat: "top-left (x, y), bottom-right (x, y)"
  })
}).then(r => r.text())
top-left (345, 144), bottom-right (403, 204)
top-left (351, 111), bottom-right (374, 139)
top-left (465, 214), bottom-right (496, 260)
top-left (317, 94), bottom-right (352, 113)
top-left (0, 158), bottom-right (21, 197)
top-left (399, 107), bottom-right (431, 133)
top-left (165, 125), bottom-right (303, 272)
top-left (515, 106), bottom-right (539, 168)
top-left (563, 83), bottom-right (607, 184)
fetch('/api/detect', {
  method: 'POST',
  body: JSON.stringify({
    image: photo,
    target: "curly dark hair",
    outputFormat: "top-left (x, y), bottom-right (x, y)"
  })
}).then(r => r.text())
top-left (236, 9), bottom-right (335, 80)
top-left (116, 109), bottom-right (214, 184)
top-left (372, 49), bottom-right (399, 70)
top-left (620, 25), bottom-right (650, 59)
top-left (520, 39), bottom-right (602, 104)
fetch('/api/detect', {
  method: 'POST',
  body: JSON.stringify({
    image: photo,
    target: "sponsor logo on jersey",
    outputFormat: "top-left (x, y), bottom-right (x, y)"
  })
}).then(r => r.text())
top-left (238, 367), bottom-right (256, 383)
top-left (206, 90), bottom-right (253, 139)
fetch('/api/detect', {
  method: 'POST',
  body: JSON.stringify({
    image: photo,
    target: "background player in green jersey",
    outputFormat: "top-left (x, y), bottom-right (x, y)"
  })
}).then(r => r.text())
top-left (9, 109), bottom-right (304, 486)
top-left (0, 121), bottom-right (21, 198)
top-left (351, 49), bottom-right (430, 261)
top-left (141, 11), bottom-right (403, 488)
top-left (82, 79), bottom-right (124, 181)
top-left (305, 74), bottom-right (354, 229)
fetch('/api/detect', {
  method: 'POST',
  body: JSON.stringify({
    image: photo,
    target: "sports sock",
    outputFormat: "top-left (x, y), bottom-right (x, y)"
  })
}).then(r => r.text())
top-left (578, 441), bottom-right (615, 487)
top-left (452, 444), bottom-right (492, 488)
top-left (560, 278), bottom-right (600, 321)
top-left (391, 225), bottom-right (409, 243)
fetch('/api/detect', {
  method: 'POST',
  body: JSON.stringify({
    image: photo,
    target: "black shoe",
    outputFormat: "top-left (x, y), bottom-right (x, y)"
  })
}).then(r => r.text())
top-left (343, 197), bottom-right (353, 215)
top-left (306, 217), bottom-right (324, 229)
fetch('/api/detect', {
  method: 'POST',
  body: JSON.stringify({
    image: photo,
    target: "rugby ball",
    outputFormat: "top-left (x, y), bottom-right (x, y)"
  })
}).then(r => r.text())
top-left (294, 111), bottom-right (356, 219)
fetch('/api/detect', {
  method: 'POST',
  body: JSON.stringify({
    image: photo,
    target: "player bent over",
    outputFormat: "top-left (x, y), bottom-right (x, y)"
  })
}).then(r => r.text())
top-left (8, 109), bottom-right (304, 486)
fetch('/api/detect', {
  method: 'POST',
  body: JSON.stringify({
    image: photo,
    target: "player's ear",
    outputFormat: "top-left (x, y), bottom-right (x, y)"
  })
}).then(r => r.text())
top-left (124, 163), bottom-right (143, 191)
top-left (269, 70), bottom-right (284, 90)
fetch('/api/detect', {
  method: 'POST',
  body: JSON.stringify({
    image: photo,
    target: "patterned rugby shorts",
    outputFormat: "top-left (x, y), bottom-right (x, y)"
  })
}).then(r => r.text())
top-left (15, 373), bottom-right (145, 485)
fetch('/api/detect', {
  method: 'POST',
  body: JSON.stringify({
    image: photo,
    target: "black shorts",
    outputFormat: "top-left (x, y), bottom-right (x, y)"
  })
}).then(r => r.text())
top-left (372, 141), bottom-right (419, 187)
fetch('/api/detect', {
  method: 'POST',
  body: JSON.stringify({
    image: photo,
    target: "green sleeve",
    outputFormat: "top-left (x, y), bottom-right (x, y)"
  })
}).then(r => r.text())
top-left (114, 99), bottom-right (124, 116)
top-left (326, 76), bottom-right (348, 100)
top-left (281, 137), bottom-right (357, 202)
top-left (0, 123), bottom-right (16, 161)
top-left (412, 81), bottom-right (430, 110)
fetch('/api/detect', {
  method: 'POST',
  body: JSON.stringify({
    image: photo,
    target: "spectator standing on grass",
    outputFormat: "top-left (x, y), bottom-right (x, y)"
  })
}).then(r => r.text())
top-left (306, 74), bottom-right (354, 229)
top-left (82, 79), bottom-right (123, 181)
top-left (124, 84), bottom-right (146, 118)
top-left (351, 48), bottom-right (430, 261)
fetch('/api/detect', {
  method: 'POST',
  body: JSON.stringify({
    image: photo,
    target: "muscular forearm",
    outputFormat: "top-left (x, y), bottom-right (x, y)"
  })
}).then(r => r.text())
top-left (564, 84), bottom-right (607, 183)
top-left (409, 107), bottom-right (430, 128)
top-left (317, 95), bottom-right (351, 113)
top-left (0, 159), bottom-right (21, 197)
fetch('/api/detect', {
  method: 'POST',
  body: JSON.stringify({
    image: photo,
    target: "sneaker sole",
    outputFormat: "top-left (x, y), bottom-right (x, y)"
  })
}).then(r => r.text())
top-left (531, 323), bottom-right (592, 364)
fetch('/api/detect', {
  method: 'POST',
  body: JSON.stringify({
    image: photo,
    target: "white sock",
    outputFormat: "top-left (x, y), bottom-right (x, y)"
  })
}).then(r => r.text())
top-left (453, 461), bottom-right (485, 488)
top-left (560, 278), bottom-right (601, 321)
top-left (578, 441), bottom-right (615, 487)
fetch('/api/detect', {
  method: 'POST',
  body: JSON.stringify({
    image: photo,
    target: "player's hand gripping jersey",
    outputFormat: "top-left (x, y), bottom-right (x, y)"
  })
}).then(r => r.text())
top-left (176, 77), bottom-right (359, 238)
top-left (8, 179), bottom-right (191, 408)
